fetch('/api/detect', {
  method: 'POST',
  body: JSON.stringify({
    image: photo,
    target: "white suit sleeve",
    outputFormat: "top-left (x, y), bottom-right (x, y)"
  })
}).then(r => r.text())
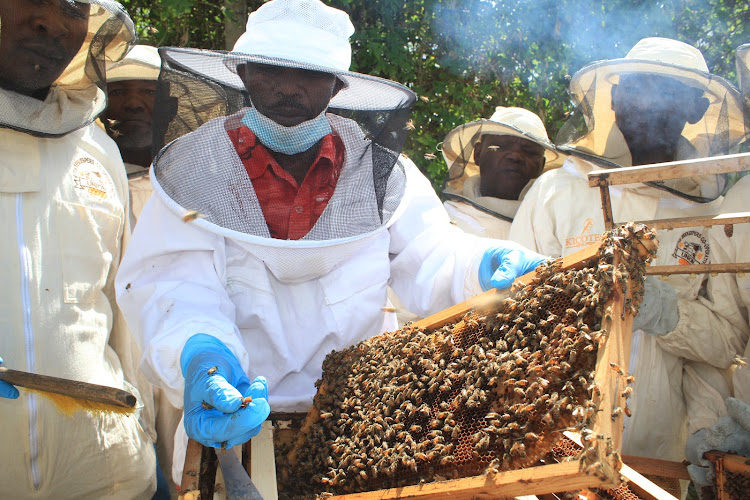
top-left (388, 158), bottom-right (495, 317)
top-left (656, 231), bottom-right (750, 369)
top-left (115, 195), bottom-right (249, 409)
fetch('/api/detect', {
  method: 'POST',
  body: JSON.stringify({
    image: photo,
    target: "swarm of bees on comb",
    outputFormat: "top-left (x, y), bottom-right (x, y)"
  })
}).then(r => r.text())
top-left (276, 223), bottom-right (657, 499)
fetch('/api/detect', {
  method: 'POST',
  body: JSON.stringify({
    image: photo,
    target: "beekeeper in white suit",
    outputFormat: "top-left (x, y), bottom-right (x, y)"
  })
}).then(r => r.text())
top-left (103, 44), bottom-right (161, 223)
top-left (683, 43), bottom-right (750, 499)
top-left (115, 0), bottom-right (546, 483)
top-left (0, 0), bottom-right (157, 498)
top-left (441, 106), bottom-right (563, 240)
top-left (509, 37), bottom-right (749, 478)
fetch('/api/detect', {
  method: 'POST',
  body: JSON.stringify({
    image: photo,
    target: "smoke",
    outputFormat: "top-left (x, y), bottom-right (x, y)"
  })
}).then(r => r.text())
top-left (429, 0), bottom-right (687, 78)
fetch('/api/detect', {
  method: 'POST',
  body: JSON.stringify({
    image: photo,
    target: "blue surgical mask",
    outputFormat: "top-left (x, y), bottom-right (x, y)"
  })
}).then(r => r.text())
top-left (241, 104), bottom-right (332, 155)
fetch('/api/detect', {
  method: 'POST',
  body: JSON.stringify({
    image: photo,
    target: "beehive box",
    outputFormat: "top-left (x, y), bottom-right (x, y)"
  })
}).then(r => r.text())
top-left (275, 223), bottom-right (658, 500)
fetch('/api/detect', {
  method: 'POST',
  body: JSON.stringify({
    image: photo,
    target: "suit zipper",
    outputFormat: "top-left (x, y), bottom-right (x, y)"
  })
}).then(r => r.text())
top-left (16, 194), bottom-right (40, 489)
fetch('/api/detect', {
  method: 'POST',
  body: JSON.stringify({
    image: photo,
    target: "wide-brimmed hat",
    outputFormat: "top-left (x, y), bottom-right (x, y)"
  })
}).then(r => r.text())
top-left (559, 37), bottom-right (745, 163)
top-left (442, 107), bottom-right (563, 196)
top-left (107, 45), bottom-right (161, 83)
top-left (158, 0), bottom-right (413, 113)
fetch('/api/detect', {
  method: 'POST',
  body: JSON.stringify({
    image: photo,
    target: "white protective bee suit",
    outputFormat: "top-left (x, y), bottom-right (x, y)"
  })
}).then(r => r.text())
top-left (0, 1), bottom-right (157, 498)
top-left (509, 38), bottom-right (748, 462)
top-left (707, 175), bottom-right (750, 406)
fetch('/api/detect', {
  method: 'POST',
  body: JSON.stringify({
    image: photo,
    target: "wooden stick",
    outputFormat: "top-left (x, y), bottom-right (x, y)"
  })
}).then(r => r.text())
top-left (621, 455), bottom-right (690, 480)
top-left (0, 367), bottom-right (136, 409)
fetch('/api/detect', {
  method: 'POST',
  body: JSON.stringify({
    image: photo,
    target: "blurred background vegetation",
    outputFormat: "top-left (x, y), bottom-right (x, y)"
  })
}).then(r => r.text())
top-left (120, 0), bottom-right (749, 189)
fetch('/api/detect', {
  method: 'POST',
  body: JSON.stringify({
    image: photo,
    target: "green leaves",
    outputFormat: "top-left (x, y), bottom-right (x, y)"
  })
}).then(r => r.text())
top-left (121, 0), bottom-right (748, 191)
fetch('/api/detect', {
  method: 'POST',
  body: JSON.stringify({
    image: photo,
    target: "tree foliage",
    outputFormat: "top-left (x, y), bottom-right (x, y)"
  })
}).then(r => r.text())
top-left (120, 0), bottom-right (749, 189)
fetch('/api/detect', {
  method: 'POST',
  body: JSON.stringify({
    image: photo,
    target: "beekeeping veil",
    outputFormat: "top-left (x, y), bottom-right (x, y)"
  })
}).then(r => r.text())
top-left (0, 0), bottom-right (136, 137)
top-left (441, 106), bottom-right (563, 210)
top-left (149, 0), bottom-right (415, 279)
top-left (737, 43), bottom-right (750, 143)
top-left (556, 37), bottom-right (745, 202)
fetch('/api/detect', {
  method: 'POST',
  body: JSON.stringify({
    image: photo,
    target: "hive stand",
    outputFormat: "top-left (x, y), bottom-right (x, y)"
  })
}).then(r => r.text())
top-left (179, 421), bottom-right (277, 500)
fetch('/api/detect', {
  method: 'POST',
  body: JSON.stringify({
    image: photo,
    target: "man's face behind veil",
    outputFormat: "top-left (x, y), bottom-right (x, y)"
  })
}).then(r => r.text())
top-left (0, 0), bottom-right (90, 98)
top-left (238, 62), bottom-right (340, 127)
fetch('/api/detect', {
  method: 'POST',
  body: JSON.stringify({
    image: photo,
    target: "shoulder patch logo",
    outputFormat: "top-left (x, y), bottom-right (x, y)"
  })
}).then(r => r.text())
top-left (672, 230), bottom-right (710, 265)
top-left (72, 157), bottom-right (115, 201)
top-left (565, 218), bottom-right (602, 250)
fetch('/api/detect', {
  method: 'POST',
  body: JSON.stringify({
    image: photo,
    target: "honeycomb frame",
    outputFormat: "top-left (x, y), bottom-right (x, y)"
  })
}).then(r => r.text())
top-left (276, 224), bottom-right (659, 499)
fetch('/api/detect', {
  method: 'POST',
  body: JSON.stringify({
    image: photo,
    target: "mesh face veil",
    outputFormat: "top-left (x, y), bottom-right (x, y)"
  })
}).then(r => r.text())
top-left (150, 47), bottom-right (416, 253)
top-left (0, 0), bottom-right (136, 137)
top-left (555, 39), bottom-right (745, 203)
top-left (737, 43), bottom-right (750, 144)
top-left (440, 107), bottom-right (563, 207)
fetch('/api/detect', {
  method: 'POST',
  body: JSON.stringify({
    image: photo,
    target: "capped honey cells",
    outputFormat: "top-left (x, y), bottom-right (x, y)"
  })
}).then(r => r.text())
top-left (276, 223), bottom-right (657, 498)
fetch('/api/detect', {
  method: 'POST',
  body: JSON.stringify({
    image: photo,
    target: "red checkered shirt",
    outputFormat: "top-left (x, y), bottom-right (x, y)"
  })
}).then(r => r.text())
top-left (227, 125), bottom-right (345, 240)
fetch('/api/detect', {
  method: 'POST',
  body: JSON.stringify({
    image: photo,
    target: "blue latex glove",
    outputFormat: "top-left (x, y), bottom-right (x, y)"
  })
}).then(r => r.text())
top-left (0, 357), bottom-right (19, 399)
top-left (478, 243), bottom-right (548, 291)
top-left (632, 276), bottom-right (679, 335)
top-left (180, 334), bottom-right (270, 449)
top-left (686, 398), bottom-right (750, 498)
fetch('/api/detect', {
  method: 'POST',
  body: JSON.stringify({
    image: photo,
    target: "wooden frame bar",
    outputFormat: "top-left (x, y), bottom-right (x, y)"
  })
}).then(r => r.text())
top-left (704, 451), bottom-right (750, 500)
top-left (646, 263), bottom-right (750, 276)
top-left (586, 153), bottom-right (750, 276)
top-left (639, 212), bottom-right (750, 230)
top-left (322, 461), bottom-right (614, 500)
top-left (586, 153), bottom-right (750, 188)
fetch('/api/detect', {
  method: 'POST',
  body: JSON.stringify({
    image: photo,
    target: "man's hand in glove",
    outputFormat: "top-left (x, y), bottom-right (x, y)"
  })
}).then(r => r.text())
top-left (685, 397), bottom-right (750, 498)
top-left (181, 334), bottom-right (270, 448)
top-left (632, 276), bottom-right (679, 335)
top-left (478, 243), bottom-right (548, 291)
top-left (0, 357), bottom-right (19, 399)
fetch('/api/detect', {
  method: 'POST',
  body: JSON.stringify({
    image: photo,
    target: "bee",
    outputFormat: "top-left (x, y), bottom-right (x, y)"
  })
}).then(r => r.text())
top-left (509, 441), bottom-right (526, 458)
top-left (609, 362), bottom-right (625, 376)
top-left (424, 153), bottom-right (437, 160)
top-left (182, 210), bottom-right (206, 222)
top-left (625, 375), bottom-right (635, 384)
top-left (621, 387), bottom-right (633, 398)
top-left (611, 407), bottom-right (623, 420)
top-left (588, 382), bottom-right (601, 396)
top-left (404, 119), bottom-right (416, 131)
top-left (733, 355), bottom-right (747, 367)
top-left (624, 405), bottom-right (632, 417)
top-left (541, 412), bottom-right (555, 427)
top-left (207, 366), bottom-right (219, 375)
